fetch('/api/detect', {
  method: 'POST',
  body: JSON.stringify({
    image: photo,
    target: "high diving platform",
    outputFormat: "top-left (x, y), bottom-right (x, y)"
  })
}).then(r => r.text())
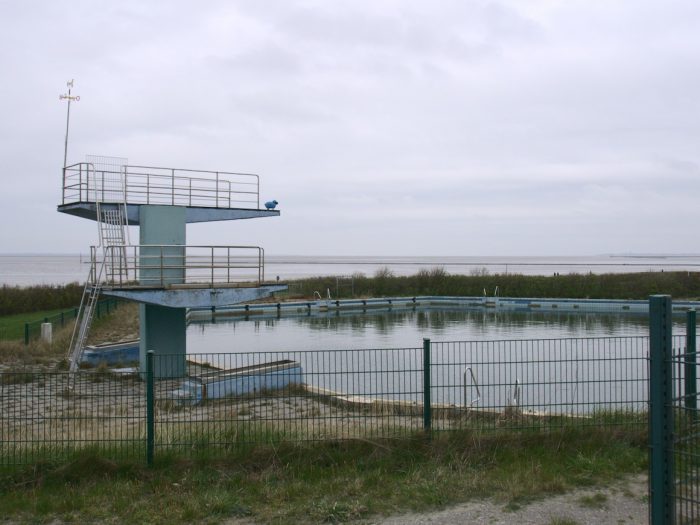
top-left (58, 162), bottom-right (280, 223)
top-left (59, 156), bottom-right (286, 379)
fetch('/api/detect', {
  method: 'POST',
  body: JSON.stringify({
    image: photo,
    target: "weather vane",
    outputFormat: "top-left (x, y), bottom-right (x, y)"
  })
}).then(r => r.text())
top-left (59, 79), bottom-right (80, 168)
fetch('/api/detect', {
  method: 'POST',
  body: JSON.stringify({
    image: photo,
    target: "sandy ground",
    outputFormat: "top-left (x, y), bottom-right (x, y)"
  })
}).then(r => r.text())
top-left (369, 474), bottom-right (648, 525)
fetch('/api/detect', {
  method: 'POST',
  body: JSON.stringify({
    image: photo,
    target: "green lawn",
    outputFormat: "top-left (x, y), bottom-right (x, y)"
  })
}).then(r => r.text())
top-left (0, 308), bottom-right (73, 340)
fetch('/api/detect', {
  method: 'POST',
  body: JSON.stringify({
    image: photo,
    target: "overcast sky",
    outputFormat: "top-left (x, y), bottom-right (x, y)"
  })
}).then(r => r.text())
top-left (1, 0), bottom-right (699, 256)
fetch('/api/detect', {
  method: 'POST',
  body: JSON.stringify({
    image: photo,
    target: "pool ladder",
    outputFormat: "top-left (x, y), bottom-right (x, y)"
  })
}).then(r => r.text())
top-left (463, 366), bottom-right (520, 409)
top-left (463, 367), bottom-right (481, 406)
top-left (314, 289), bottom-right (332, 309)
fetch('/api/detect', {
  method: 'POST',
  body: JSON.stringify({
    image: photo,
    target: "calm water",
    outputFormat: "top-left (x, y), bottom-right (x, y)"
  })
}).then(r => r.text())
top-left (187, 308), bottom-right (662, 353)
top-left (2, 253), bottom-right (700, 286)
top-left (186, 308), bottom-right (678, 413)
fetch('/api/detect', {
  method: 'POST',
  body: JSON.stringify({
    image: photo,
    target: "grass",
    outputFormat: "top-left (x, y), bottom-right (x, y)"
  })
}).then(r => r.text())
top-left (0, 325), bottom-right (73, 367)
top-left (0, 302), bottom-right (137, 368)
top-left (0, 308), bottom-right (71, 340)
top-left (0, 426), bottom-right (647, 524)
top-left (578, 492), bottom-right (608, 509)
top-left (548, 519), bottom-right (581, 525)
top-left (86, 302), bottom-right (139, 345)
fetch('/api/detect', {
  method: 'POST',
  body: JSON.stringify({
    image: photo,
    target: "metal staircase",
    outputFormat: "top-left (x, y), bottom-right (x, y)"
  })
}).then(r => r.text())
top-left (67, 159), bottom-right (130, 378)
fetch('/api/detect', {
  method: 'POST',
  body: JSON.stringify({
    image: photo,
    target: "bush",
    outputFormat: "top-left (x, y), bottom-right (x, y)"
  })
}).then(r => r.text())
top-left (0, 284), bottom-right (83, 317)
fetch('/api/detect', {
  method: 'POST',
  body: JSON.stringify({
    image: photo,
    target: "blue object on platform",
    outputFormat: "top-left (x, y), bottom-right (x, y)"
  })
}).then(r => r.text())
top-left (264, 200), bottom-right (279, 210)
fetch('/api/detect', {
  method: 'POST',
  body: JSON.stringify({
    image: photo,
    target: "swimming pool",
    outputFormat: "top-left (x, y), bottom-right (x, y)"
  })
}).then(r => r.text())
top-left (181, 305), bottom-right (695, 415)
top-left (187, 306), bottom-right (682, 354)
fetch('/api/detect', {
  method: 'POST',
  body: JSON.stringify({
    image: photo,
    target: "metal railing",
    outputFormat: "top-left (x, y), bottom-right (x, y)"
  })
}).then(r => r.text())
top-left (89, 244), bottom-right (265, 287)
top-left (62, 163), bottom-right (260, 209)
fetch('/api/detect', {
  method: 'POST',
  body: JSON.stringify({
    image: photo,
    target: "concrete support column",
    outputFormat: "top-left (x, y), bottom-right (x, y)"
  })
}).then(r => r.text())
top-left (139, 205), bottom-right (187, 378)
top-left (139, 304), bottom-right (187, 377)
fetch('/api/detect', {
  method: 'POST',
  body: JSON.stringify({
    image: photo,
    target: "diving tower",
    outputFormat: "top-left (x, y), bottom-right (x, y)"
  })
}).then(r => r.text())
top-left (59, 157), bottom-right (286, 378)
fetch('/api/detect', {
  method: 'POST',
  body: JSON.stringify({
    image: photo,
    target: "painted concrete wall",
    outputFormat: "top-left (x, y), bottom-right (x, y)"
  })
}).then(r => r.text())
top-left (140, 304), bottom-right (187, 378)
top-left (139, 206), bottom-right (186, 286)
top-left (139, 205), bottom-right (187, 378)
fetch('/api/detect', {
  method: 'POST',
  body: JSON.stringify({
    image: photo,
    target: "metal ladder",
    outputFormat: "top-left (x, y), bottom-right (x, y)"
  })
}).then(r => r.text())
top-left (67, 269), bottom-right (104, 376)
top-left (67, 160), bottom-right (130, 380)
top-left (97, 203), bottom-right (130, 283)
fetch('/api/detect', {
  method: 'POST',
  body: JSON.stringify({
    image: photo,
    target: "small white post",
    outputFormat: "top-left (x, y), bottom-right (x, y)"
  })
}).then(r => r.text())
top-left (41, 323), bottom-right (53, 344)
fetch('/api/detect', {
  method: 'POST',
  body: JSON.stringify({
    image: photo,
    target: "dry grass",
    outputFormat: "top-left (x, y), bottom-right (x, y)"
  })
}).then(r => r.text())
top-left (0, 302), bottom-right (139, 370)
top-left (0, 426), bottom-right (648, 525)
top-left (0, 326), bottom-right (72, 368)
top-left (86, 302), bottom-right (139, 345)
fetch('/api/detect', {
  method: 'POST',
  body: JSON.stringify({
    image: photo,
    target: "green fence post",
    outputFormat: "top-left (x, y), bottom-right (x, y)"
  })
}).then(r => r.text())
top-left (649, 295), bottom-right (674, 525)
top-left (60, 312), bottom-right (65, 327)
top-left (24, 323), bottom-right (29, 345)
top-left (686, 310), bottom-right (697, 418)
top-left (423, 338), bottom-right (432, 433)
top-left (146, 350), bottom-right (155, 467)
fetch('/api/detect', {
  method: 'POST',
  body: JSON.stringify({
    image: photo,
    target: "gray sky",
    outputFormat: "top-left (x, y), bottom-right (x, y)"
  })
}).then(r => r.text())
top-left (1, 0), bottom-right (699, 256)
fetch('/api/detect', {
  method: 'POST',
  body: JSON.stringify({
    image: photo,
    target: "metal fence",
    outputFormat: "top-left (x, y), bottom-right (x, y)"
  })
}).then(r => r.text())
top-left (1, 335), bottom-right (657, 466)
top-left (649, 300), bottom-right (699, 525)
top-left (430, 337), bottom-right (651, 430)
top-left (0, 370), bottom-right (146, 465)
top-left (10, 298), bottom-right (122, 344)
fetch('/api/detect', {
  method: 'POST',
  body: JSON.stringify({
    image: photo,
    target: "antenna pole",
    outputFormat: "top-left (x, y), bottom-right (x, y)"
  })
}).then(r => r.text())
top-left (59, 79), bottom-right (80, 168)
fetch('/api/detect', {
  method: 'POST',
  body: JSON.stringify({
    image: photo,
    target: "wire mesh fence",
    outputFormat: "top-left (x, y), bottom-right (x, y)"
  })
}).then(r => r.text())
top-left (0, 369), bottom-right (146, 466)
top-left (152, 348), bottom-right (425, 452)
top-left (667, 312), bottom-right (699, 524)
top-left (0, 335), bottom-right (665, 466)
top-left (431, 337), bottom-right (651, 431)
top-left (670, 347), bottom-right (700, 524)
top-left (8, 298), bottom-right (122, 344)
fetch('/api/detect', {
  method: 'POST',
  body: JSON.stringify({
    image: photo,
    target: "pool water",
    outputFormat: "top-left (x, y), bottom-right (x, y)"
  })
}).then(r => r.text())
top-left (187, 308), bottom-right (668, 353)
top-left (185, 307), bottom-right (690, 414)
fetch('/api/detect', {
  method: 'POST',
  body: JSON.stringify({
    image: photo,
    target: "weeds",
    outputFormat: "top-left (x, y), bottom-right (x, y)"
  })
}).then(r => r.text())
top-left (0, 427), bottom-right (647, 524)
top-left (548, 518), bottom-right (581, 525)
top-left (0, 325), bottom-right (72, 367)
top-left (578, 492), bottom-right (608, 509)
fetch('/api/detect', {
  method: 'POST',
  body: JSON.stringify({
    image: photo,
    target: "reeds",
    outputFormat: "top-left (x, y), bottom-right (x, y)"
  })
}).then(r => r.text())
top-left (289, 269), bottom-right (700, 301)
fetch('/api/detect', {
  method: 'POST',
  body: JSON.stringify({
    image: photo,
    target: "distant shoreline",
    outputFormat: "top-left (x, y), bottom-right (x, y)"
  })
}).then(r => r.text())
top-left (2, 254), bottom-right (700, 287)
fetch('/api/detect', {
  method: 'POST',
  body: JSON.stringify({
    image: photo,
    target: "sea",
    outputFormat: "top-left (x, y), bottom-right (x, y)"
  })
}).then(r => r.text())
top-left (1, 253), bottom-right (699, 287)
